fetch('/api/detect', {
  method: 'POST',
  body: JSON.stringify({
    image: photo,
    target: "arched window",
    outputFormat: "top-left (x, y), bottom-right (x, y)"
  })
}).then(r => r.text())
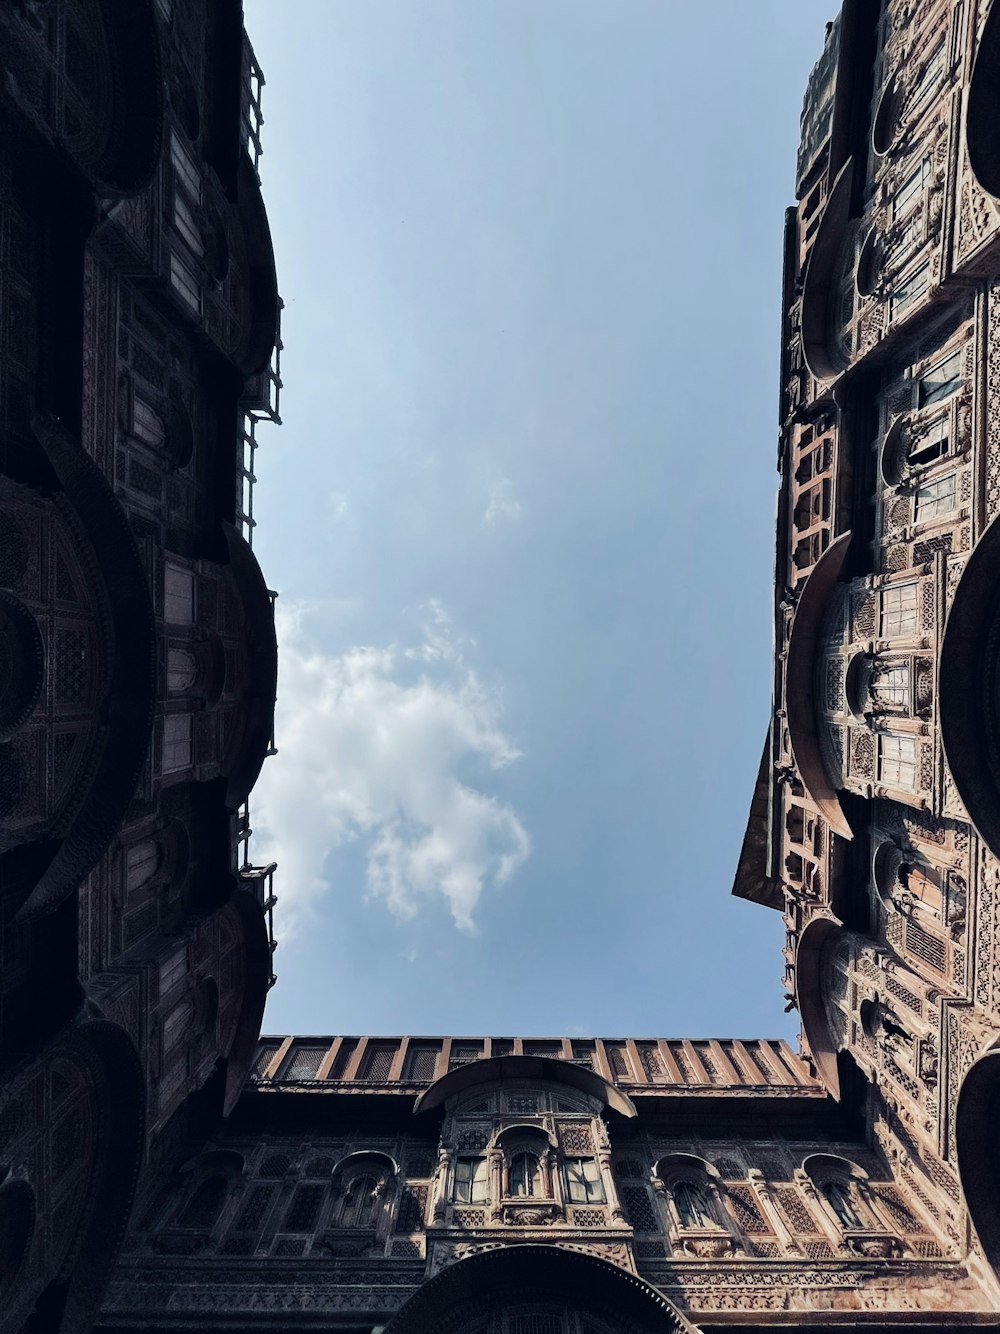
top-left (508, 1153), bottom-right (538, 1198)
top-left (340, 1175), bottom-right (377, 1228)
top-left (821, 1179), bottom-right (863, 1229)
top-left (673, 1179), bottom-right (711, 1229)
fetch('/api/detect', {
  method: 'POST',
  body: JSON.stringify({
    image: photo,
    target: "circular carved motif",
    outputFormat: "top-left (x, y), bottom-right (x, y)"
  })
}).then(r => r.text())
top-left (0, 592), bottom-right (45, 742)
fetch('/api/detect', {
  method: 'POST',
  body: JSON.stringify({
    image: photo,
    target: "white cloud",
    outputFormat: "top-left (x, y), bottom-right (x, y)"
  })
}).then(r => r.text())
top-left (483, 477), bottom-right (522, 526)
top-left (329, 490), bottom-right (349, 518)
top-left (251, 602), bottom-right (530, 937)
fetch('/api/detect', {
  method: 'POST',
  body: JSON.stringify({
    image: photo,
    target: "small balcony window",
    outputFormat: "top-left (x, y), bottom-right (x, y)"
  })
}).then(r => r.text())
top-left (565, 1158), bottom-right (605, 1204)
top-left (879, 733), bottom-right (917, 789)
top-left (918, 347), bottom-right (962, 407)
top-left (454, 1157), bottom-right (489, 1205)
top-left (914, 472), bottom-right (957, 522)
top-left (890, 263), bottom-right (929, 321)
top-left (880, 583), bottom-right (917, 638)
top-left (162, 713), bottom-right (193, 772)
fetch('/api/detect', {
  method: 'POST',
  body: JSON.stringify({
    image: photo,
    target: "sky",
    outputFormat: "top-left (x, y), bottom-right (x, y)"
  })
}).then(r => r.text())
top-left (243, 0), bottom-right (835, 1041)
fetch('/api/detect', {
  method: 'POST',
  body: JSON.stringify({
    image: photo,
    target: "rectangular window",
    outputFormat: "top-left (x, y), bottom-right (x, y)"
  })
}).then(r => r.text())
top-left (908, 415), bottom-right (949, 468)
top-left (170, 130), bottom-right (201, 200)
top-left (881, 583), bottom-right (918, 638)
top-left (170, 251), bottom-right (201, 314)
top-left (880, 734), bottom-right (917, 789)
top-left (893, 159), bottom-right (930, 220)
top-left (890, 263), bottom-right (930, 320)
top-left (918, 347), bottom-right (963, 406)
top-left (164, 564), bottom-right (194, 623)
top-left (914, 472), bottom-right (958, 521)
top-left (173, 191), bottom-right (204, 257)
top-left (125, 840), bottom-right (159, 891)
top-left (454, 1158), bottom-right (489, 1205)
top-left (159, 947), bottom-right (187, 996)
top-left (132, 394), bottom-right (165, 446)
top-left (872, 663), bottom-right (910, 708)
top-left (162, 713), bottom-right (193, 773)
top-left (565, 1158), bottom-right (606, 1204)
top-left (911, 39), bottom-right (945, 113)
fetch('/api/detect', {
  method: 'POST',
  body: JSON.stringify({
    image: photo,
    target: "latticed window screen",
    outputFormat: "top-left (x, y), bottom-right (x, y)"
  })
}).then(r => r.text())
top-left (395, 1184), bottom-right (428, 1232)
top-left (777, 1187), bottom-right (817, 1234)
top-left (638, 1044), bottom-right (663, 1080)
top-left (285, 1184), bottom-right (324, 1232)
top-left (449, 1044), bottom-right (482, 1068)
top-left (906, 918), bottom-right (946, 972)
top-left (877, 1185), bottom-right (921, 1232)
top-left (328, 1040), bottom-right (356, 1079)
top-left (606, 1045), bottom-right (631, 1078)
top-left (508, 1095), bottom-right (538, 1114)
top-left (570, 1043), bottom-right (594, 1069)
top-left (727, 1185), bottom-right (770, 1233)
top-left (282, 1045), bottom-right (327, 1079)
top-left (713, 1157), bottom-right (744, 1179)
top-left (404, 1045), bottom-right (439, 1081)
top-left (491, 1039), bottom-right (515, 1057)
top-left (522, 1042), bottom-right (561, 1058)
top-left (620, 1184), bottom-right (658, 1232)
top-left (234, 1184), bottom-right (274, 1233)
top-left (508, 1315), bottom-right (563, 1334)
top-left (614, 1158), bottom-right (644, 1179)
top-left (259, 1153), bottom-right (291, 1178)
top-left (359, 1042), bottom-right (396, 1081)
top-left (251, 1044), bottom-right (279, 1080)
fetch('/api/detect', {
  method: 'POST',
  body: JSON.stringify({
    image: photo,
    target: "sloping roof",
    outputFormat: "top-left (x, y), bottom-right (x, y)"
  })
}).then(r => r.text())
top-left (732, 733), bottom-right (783, 911)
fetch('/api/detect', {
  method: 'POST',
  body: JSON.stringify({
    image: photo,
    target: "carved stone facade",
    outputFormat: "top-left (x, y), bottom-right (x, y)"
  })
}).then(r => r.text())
top-left (0, 1), bottom-right (280, 1331)
top-left (11, 0), bottom-right (1000, 1330)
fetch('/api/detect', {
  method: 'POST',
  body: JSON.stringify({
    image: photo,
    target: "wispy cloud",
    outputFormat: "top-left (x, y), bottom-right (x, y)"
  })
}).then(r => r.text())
top-left (483, 477), bottom-right (522, 526)
top-left (252, 602), bottom-right (530, 937)
top-left (329, 490), bottom-right (349, 519)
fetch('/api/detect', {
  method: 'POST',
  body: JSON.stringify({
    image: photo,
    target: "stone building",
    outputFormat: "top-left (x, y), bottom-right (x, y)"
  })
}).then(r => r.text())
top-left (9, 0), bottom-right (1000, 1330)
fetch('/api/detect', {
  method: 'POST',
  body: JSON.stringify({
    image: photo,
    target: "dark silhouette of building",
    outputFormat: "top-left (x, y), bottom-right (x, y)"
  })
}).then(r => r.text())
top-left (11, 0), bottom-right (1000, 1329)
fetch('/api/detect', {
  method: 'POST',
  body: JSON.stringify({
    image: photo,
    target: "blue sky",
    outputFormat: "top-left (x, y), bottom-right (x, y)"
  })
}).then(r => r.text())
top-left (244, 0), bottom-right (834, 1040)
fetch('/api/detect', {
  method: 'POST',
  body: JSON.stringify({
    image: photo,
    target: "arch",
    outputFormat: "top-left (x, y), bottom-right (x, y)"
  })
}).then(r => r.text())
top-left (784, 532), bottom-right (855, 840)
top-left (653, 1152), bottom-right (720, 1185)
top-left (956, 1046), bottom-right (1000, 1278)
top-left (939, 511), bottom-right (1000, 859)
top-left (332, 1150), bottom-right (400, 1182)
top-left (968, 1), bottom-right (1000, 198)
top-left (872, 74), bottom-right (898, 157)
top-left (872, 838), bottom-right (904, 906)
top-left (383, 1244), bottom-right (695, 1334)
top-left (494, 1123), bottom-right (556, 1151)
top-left (66, 0), bottom-right (164, 197)
top-left (801, 157), bottom-right (855, 380)
top-left (795, 916), bottom-right (846, 1098)
top-left (800, 1152), bottom-right (868, 1185)
top-left (218, 523), bottom-right (278, 808)
top-left (414, 1056), bottom-right (636, 1119)
top-left (16, 415), bottom-right (156, 921)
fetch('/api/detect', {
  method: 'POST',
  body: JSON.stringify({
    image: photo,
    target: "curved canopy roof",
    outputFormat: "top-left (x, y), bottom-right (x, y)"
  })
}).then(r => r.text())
top-left (800, 157), bottom-right (854, 380)
top-left (784, 531), bottom-right (854, 841)
top-left (384, 1243), bottom-right (694, 1334)
top-left (413, 1054), bottom-right (636, 1119)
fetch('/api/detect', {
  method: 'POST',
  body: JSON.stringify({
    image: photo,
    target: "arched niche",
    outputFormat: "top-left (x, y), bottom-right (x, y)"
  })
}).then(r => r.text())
top-left (939, 511), bottom-right (1000, 859)
top-left (956, 1047), bottom-right (1000, 1279)
top-left (795, 916), bottom-right (847, 1098)
top-left (784, 531), bottom-right (855, 840)
top-left (413, 1055), bottom-right (636, 1120)
top-left (61, 0), bottom-right (164, 198)
top-left (13, 415), bottom-right (156, 922)
top-left (383, 1243), bottom-right (695, 1334)
top-left (968, 1), bottom-right (1000, 198)
top-left (801, 157), bottom-right (855, 380)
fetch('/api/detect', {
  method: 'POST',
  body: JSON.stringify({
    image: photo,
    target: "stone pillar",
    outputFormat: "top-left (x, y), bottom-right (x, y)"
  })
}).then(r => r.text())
top-left (794, 1168), bottom-right (846, 1252)
top-left (431, 1146), bottom-right (454, 1225)
top-left (489, 1147), bottom-right (504, 1223)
